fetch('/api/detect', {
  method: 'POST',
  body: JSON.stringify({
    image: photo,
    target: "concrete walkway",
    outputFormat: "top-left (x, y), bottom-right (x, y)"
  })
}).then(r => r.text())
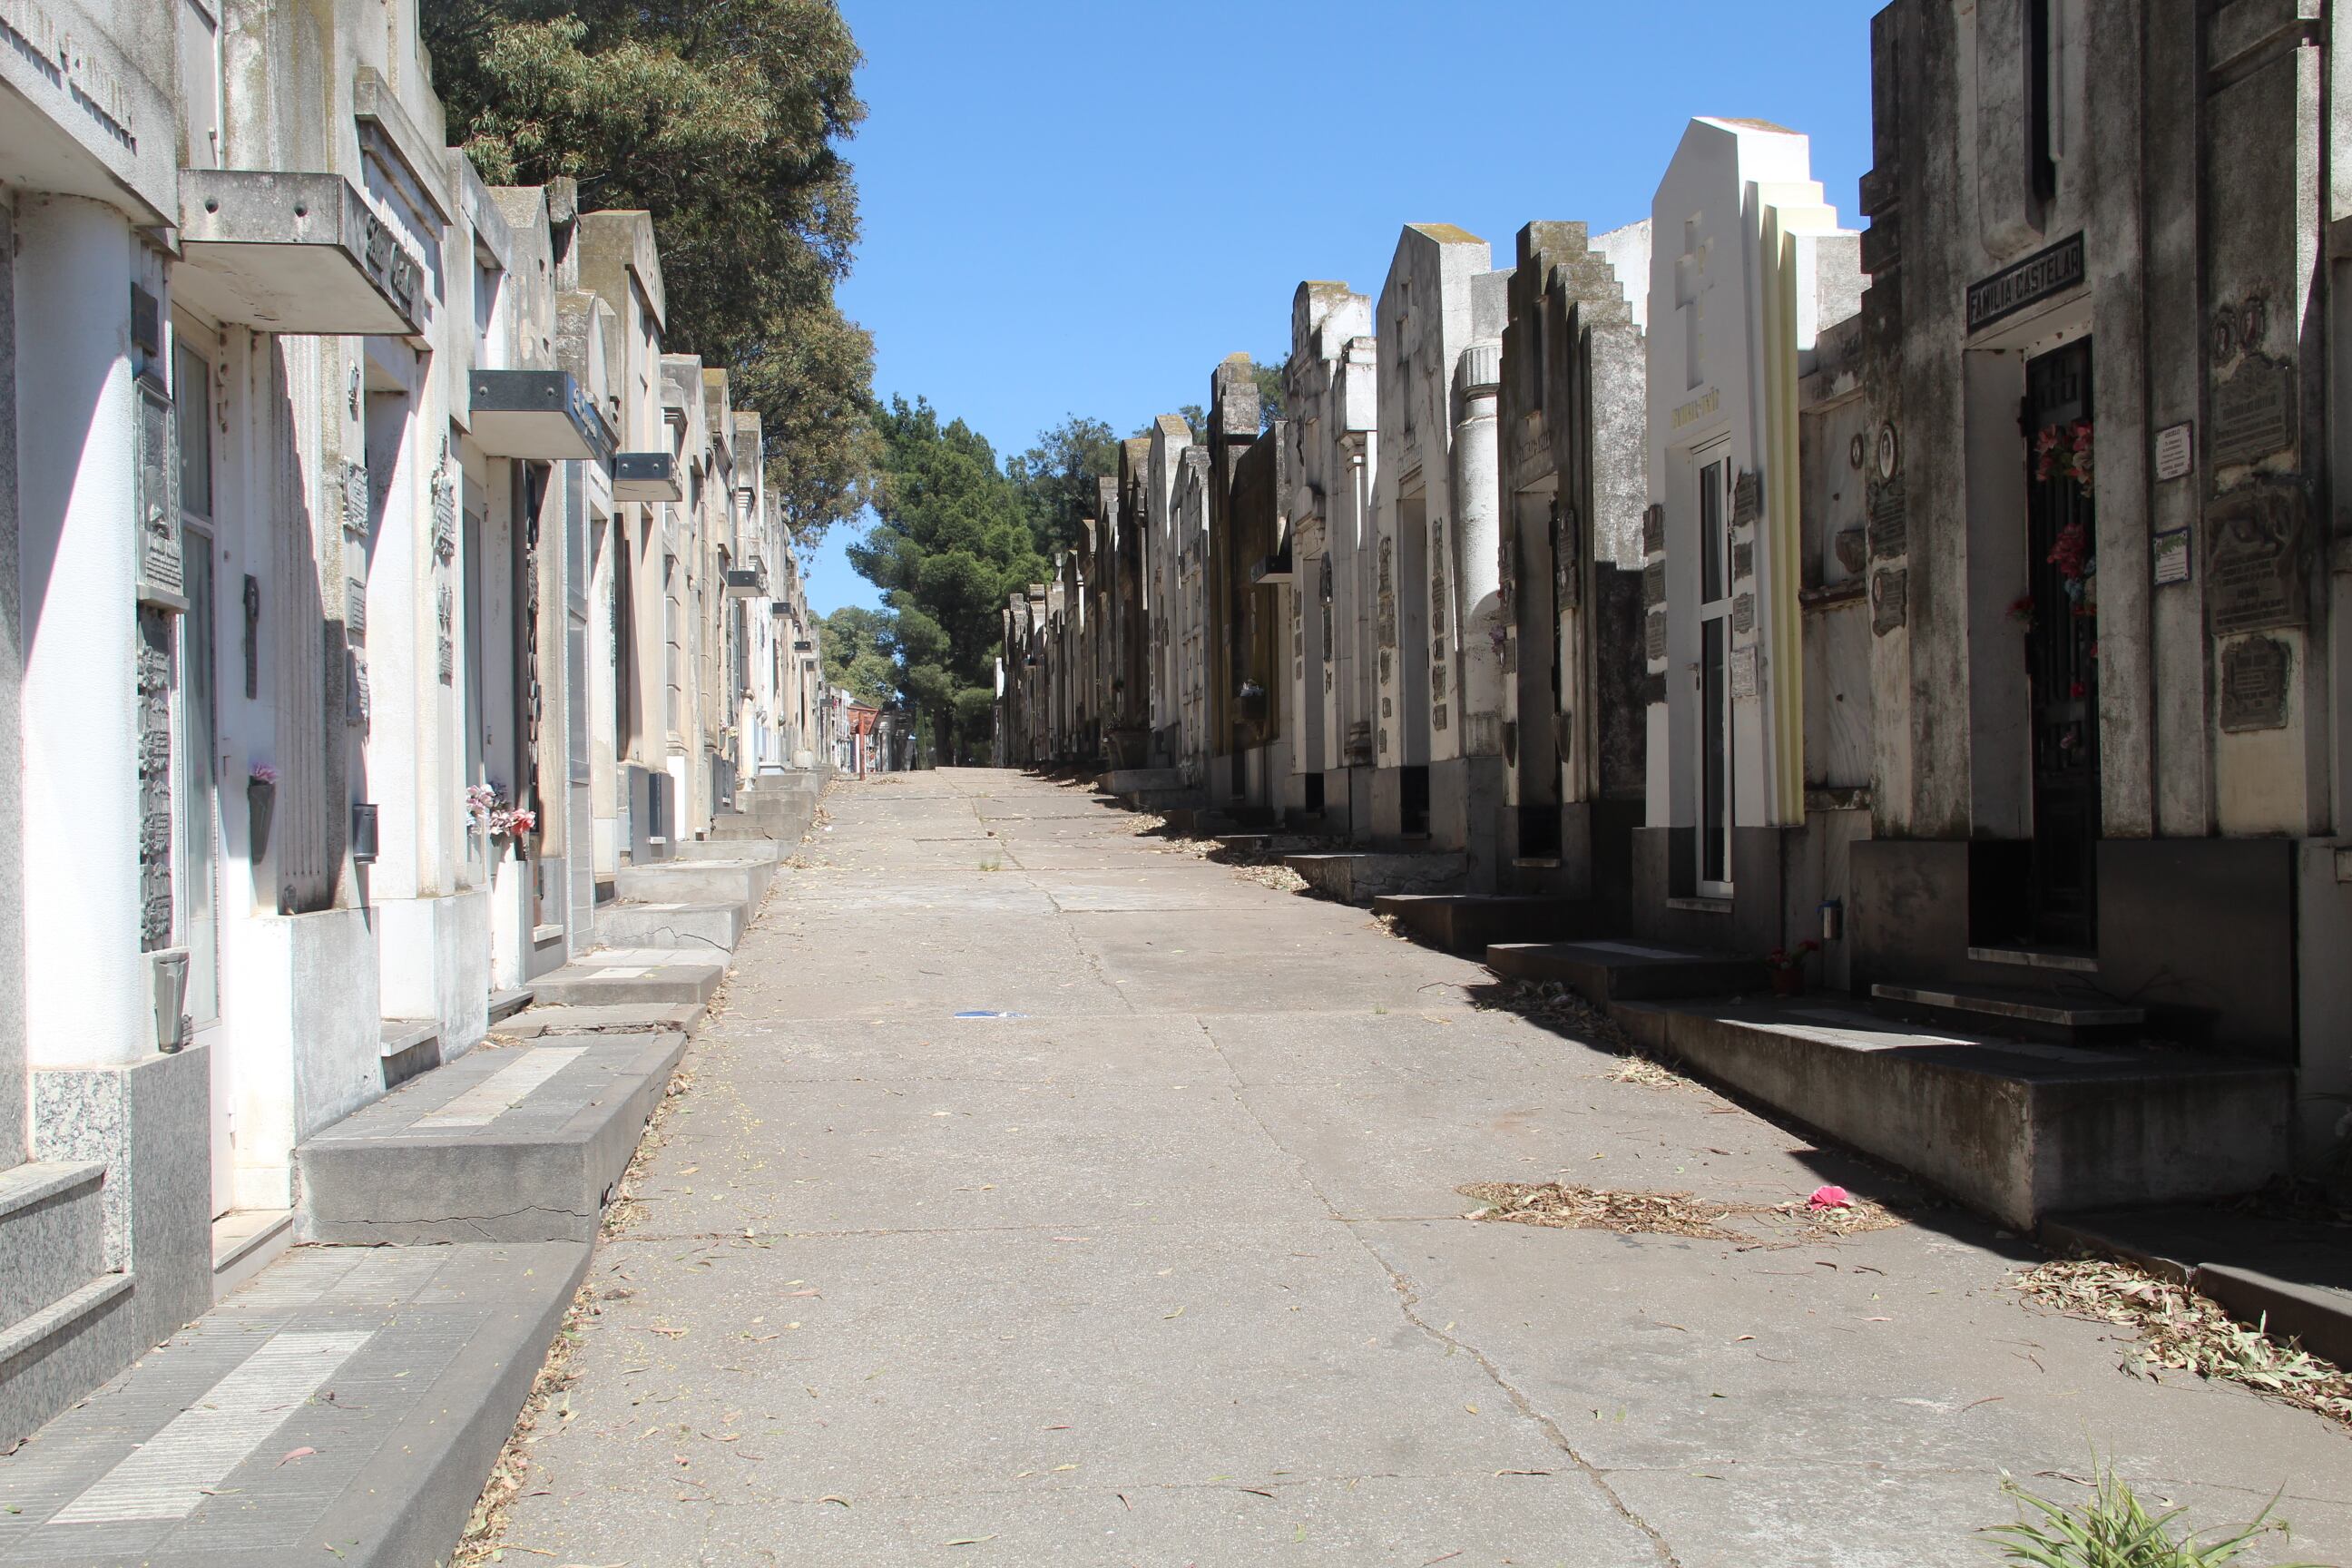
top-left (492, 769), bottom-right (2352, 1567)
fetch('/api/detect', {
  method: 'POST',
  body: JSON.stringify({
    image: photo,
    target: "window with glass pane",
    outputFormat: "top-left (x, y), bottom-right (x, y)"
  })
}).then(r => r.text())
top-left (175, 343), bottom-right (212, 521)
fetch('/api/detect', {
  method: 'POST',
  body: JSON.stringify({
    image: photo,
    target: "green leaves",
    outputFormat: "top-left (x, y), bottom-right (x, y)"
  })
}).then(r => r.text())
top-left (426, 0), bottom-right (875, 545)
top-left (1987, 1469), bottom-right (2317, 1567)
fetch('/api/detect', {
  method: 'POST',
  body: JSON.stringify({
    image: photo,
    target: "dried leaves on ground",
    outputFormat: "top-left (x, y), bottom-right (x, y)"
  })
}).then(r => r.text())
top-left (2014, 1258), bottom-right (2352, 1428)
top-left (1458, 1181), bottom-right (1904, 1247)
top-left (1476, 978), bottom-right (1702, 1093)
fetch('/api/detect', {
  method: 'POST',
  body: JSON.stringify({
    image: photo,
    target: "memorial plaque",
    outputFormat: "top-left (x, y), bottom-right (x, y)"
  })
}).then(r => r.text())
top-left (1867, 475), bottom-right (1907, 558)
top-left (1966, 232), bottom-right (2085, 332)
top-left (2210, 357), bottom-right (2295, 470)
top-left (1642, 560), bottom-right (1666, 609)
top-left (1642, 504), bottom-right (1664, 555)
top-left (2151, 527), bottom-right (2191, 586)
top-left (137, 380), bottom-right (183, 608)
top-left (1731, 541), bottom-right (1754, 581)
top-left (1731, 592), bottom-right (1755, 634)
top-left (342, 460), bottom-right (370, 536)
top-left (2205, 483), bottom-right (2306, 634)
top-left (137, 610), bottom-right (174, 951)
top-left (1730, 645), bottom-right (1759, 702)
top-left (1731, 470), bottom-right (1761, 527)
top-left (436, 581), bottom-right (456, 682)
top-left (2154, 422), bottom-right (2194, 482)
top-left (2219, 634), bottom-right (2290, 732)
top-left (1871, 567), bottom-right (1908, 635)
top-left (1644, 609), bottom-right (1667, 662)
top-left (1835, 527), bottom-right (1867, 574)
top-left (346, 648), bottom-right (370, 727)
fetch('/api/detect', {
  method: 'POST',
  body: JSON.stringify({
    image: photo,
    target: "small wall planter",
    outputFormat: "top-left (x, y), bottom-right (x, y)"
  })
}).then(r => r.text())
top-left (248, 777), bottom-right (276, 860)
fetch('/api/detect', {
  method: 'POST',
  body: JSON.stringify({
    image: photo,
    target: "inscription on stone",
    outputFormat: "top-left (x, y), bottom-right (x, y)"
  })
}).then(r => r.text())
top-left (1966, 231), bottom-right (2085, 332)
top-left (137, 611), bottom-right (174, 950)
top-left (342, 460), bottom-right (370, 535)
top-left (1731, 593), bottom-right (1755, 635)
top-left (1871, 567), bottom-right (1908, 635)
top-left (436, 582), bottom-right (456, 683)
top-left (1644, 610), bottom-right (1667, 662)
top-left (1642, 560), bottom-right (1666, 609)
top-left (1731, 541), bottom-right (1754, 581)
top-left (1642, 504), bottom-right (1664, 555)
top-left (138, 381), bottom-right (183, 607)
top-left (2205, 483), bottom-right (2306, 634)
top-left (2154, 422), bottom-right (2194, 482)
top-left (1731, 470), bottom-right (1761, 527)
top-left (1867, 475), bottom-right (1907, 558)
top-left (2220, 635), bottom-right (2290, 732)
top-left (1730, 645), bottom-right (1759, 702)
top-left (2152, 526), bottom-right (2191, 586)
top-left (2210, 357), bottom-right (2295, 470)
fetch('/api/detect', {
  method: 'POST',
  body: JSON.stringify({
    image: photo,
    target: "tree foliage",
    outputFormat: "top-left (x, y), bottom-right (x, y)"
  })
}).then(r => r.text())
top-left (851, 397), bottom-right (1048, 762)
top-left (424, 0), bottom-right (877, 544)
top-left (818, 605), bottom-right (897, 708)
top-left (1005, 415), bottom-right (1119, 559)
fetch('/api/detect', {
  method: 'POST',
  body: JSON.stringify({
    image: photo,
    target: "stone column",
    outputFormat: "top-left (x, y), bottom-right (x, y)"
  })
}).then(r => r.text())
top-left (1454, 340), bottom-right (1506, 755)
top-left (16, 196), bottom-right (143, 1066)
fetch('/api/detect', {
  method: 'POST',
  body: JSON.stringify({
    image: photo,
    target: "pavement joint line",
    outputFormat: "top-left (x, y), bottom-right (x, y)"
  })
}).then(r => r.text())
top-left (47, 1330), bottom-right (375, 1524)
top-left (416, 1045), bottom-right (588, 1130)
top-left (1184, 1012), bottom-right (1690, 1568)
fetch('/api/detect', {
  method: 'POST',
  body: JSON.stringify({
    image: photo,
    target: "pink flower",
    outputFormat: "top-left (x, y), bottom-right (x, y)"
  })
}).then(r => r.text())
top-left (1807, 1184), bottom-right (1853, 1210)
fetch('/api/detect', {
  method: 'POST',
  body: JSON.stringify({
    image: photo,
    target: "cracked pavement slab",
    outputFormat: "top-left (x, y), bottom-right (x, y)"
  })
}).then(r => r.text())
top-left (490, 769), bottom-right (2352, 1566)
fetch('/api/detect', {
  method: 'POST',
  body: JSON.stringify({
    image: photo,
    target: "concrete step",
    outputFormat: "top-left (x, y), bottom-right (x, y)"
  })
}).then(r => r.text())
top-left (1287, 851), bottom-right (1466, 905)
top-left (0, 1162), bottom-right (110, 1330)
top-left (671, 836), bottom-right (781, 864)
top-left (1488, 939), bottom-right (1770, 1002)
top-left (1372, 893), bottom-right (1599, 954)
top-left (614, 857), bottom-right (770, 908)
top-left (0, 1241), bottom-right (584, 1568)
top-left (210, 1209), bottom-right (293, 1302)
top-left (296, 1031), bottom-right (688, 1244)
top-left (499, 1000), bottom-right (704, 1039)
top-left (2039, 1204), bottom-right (2352, 1368)
top-left (1098, 767), bottom-right (1184, 794)
top-left (1870, 980), bottom-right (2146, 1044)
top-left (1122, 788), bottom-right (1205, 813)
top-left (0, 1269), bottom-right (138, 1454)
top-left (1604, 996), bottom-right (2289, 1228)
top-left (593, 899), bottom-right (746, 953)
top-left (529, 953), bottom-right (723, 1008)
top-left (487, 986), bottom-right (534, 1024)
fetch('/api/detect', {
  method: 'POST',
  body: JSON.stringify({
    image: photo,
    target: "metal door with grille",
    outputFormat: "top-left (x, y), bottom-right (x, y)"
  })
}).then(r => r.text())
top-left (2022, 340), bottom-right (2098, 948)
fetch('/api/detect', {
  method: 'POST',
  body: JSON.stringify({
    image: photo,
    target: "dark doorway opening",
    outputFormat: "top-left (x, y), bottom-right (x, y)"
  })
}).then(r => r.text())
top-left (2020, 338), bottom-right (2099, 949)
top-left (1303, 771), bottom-right (1326, 816)
top-left (1399, 764), bottom-right (1430, 837)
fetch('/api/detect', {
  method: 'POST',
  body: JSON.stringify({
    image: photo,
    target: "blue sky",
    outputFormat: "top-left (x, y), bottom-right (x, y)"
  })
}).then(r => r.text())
top-left (807, 0), bottom-right (1882, 615)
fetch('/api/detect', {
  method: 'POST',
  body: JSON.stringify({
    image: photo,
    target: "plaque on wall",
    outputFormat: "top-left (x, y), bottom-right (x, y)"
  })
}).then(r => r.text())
top-left (2210, 357), bottom-right (2296, 470)
top-left (1965, 232), bottom-right (2085, 332)
top-left (342, 461), bottom-right (370, 536)
top-left (1731, 470), bottom-right (1761, 527)
top-left (1642, 504), bottom-right (1664, 555)
top-left (2151, 527), bottom-right (2191, 585)
top-left (346, 575), bottom-right (368, 640)
top-left (1731, 541), bottom-right (1754, 582)
top-left (2154, 422), bottom-right (2195, 483)
top-left (1642, 560), bottom-right (1666, 608)
top-left (1730, 645), bottom-right (1759, 702)
top-left (136, 381), bottom-right (184, 609)
top-left (1731, 592), bottom-right (1756, 634)
top-left (2219, 634), bottom-right (2290, 732)
top-left (1643, 609), bottom-right (1667, 662)
top-left (1867, 475), bottom-right (1907, 558)
top-left (137, 610), bottom-right (174, 951)
top-left (346, 648), bottom-right (371, 727)
top-left (2205, 483), bottom-right (2307, 634)
top-left (1871, 567), bottom-right (1908, 635)
top-left (436, 582), bottom-right (456, 683)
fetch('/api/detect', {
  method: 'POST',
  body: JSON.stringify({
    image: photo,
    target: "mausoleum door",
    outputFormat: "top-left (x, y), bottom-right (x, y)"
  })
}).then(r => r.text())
top-left (173, 338), bottom-right (230, 1217)
top-left (1693, 450), bottom-right (1734, 897)
top-left (2021, 340), bottom-right (2099, 949)
top-left (1512, 490), bottom-right (1563, 858)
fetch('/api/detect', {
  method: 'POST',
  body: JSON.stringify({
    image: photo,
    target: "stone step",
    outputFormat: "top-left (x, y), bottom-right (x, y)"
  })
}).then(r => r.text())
top-left (209, 1210), bottom-right (293, 1302)
top-left (487, 986), bottom-right (534, 1024)
top-left (1371, 893), bottom-right (1599, 954)
top-left (671, 836), bottom-right (781, 864)
top-left (0, 1241), bottom-right (584, 1568)
top-left (295, 1032), bottom-right (688, 1244)
top-left (0, 1161), bottom-right (126, 1449)
top-left (614, 857), bottom-right (771, 908)
top-left (1605, 997), bottom-right (2288, 1228)
top-left (1487, 939), bottom-right (1770, 1002)
top-left (1098, 767), bottom-right (1184, 794)
top-left (1287, 851), bottom-right (1467, 905)
top-left (593, 899), bottom-right (746, 953)
top-left (529, 954), bottom-right (723, 1008)
top-left (2039, 1205), bottom-right (2352, 1369)
top-left (0, 1269), bottom-right (138, 1454)
top-left (1870, 981), bottom-right (2146, 1044)
top-left (1122, 788), bottom-right (1205, 813)
top-left (499, 1000), bottom-right (705, 1039)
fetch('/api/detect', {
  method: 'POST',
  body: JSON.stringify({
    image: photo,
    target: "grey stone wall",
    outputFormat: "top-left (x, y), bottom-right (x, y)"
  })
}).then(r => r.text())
top-left (0, 198), bottom-right (24, 1163)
